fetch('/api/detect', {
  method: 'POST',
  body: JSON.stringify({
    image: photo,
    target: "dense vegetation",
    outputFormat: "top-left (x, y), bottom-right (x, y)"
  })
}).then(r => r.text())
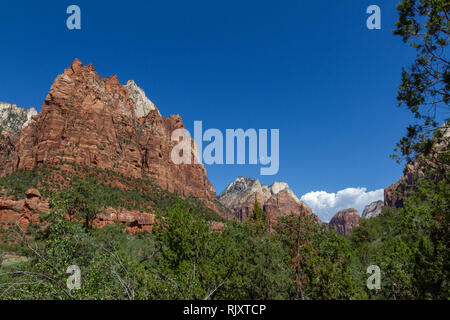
top-left (1, 167), bottom-right (448, 300)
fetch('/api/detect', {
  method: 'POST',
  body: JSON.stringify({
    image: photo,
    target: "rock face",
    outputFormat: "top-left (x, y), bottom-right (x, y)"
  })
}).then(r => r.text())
top-left (137, 110), bottom-right (216, 203)
top-left (95, 208), bottom-right (155, 234)
top-left (0, 188), bottom-right (49, 231)
top-left (384, 163), bottom-right (420, 208)
top-left (218, 177), bottom-right (313, 222)
top-left (329, 208), bottom-right (360, 236)
top-left (362, 200), bottom-right (384, 218)
top-left (384, 124), bottom-right (449, 208)
top-left (1, 59), bottom-right (217, 210)
top-left (0, 102), bottom-right (37, 135)
top-left (0, 131), bottom-right (18, 173)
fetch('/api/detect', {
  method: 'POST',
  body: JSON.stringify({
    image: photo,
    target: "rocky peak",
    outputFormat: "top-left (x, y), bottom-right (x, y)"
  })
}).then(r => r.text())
top-left (1, 59), bottom-right (218, 213)
top-left (362, 200), bottom-right (383, 218)
top-left (219, 177), bottom-right (313, 222)
top-left (329, 208), bottom-right (360, 236)
top-left (270, 181), bottom-right (289, 194)
top-left (0, 102), bottom-right (38, 135)
top-left (126, 80), bottom-right (160, 118)
top-left (223, 177), bottom-right (269, 198)
top-left (221, 177), bottom-right (299, 200)
top-left (270, 181), bottom-right (302, 203)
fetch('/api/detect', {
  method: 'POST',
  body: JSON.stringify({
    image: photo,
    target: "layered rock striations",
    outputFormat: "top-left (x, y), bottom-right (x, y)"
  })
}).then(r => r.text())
top-left (1, 59), bottom-right (217, 210)
top-left (218, 177), bottom-right (313, 222)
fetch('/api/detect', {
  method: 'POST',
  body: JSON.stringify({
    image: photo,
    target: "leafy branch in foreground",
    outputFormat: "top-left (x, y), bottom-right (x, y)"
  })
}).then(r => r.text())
top-left (393, 0), bottom-right (449, 163)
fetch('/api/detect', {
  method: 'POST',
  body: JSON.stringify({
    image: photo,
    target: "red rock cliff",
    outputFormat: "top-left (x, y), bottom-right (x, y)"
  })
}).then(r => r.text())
top-left (2, 59), bottom-right (217, 209)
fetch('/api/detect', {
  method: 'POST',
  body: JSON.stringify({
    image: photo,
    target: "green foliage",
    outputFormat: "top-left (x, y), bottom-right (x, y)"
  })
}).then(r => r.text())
top-left (54, 178), bottom-right (103, 232)
top-left (0, 208), bottom-right (156, 299)
top-left (251, 200), bottom-right (266, 222)
top-left (0, 166), bottom-right (52, 199)
top-left (224, 221), bottom-right (292, 300)
top-left (150, 202), bottom-right (235, 299)
top-left (392, 0), bottom-right (449, 163)
top-left (1, 174), bottom-right (448, 300)
top-left (275, 213), bottom-right (365, 300)
top-left (351, 175), bottom-right (449, 299)
top-left (0, 199), bottom-right (292, 300)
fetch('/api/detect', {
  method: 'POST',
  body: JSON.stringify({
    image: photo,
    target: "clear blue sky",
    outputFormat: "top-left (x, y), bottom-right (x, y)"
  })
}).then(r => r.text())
top-left (0, 0), bottom-right (415, 200)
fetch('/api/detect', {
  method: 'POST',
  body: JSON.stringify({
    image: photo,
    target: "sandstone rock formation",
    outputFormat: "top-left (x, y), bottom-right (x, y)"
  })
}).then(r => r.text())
top-left (329, 208), bottom-right (360, 236)
top-left (362, 200), bottom-right (383, 218)
top-left (0, 188), bottom-right (49, 231)
top-left (218, 177), bottom-right (314, 222)
top-left (1, 59), bottom-right (217, 211)
top-left (384, 163), bottom-right (420, 208)
top-left (95, 208), bottom-right (155, 234)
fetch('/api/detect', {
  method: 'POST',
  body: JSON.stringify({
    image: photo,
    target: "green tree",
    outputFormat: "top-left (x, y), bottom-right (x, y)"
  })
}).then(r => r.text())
top-left (276, 213), bottom-right (364, 300)
top-left (151, 202), bottom-right (240, 299)
top-left (55, 178), bottom-right (103, 232)
top-left (251, 200), bottom-right (267, 222)
top-left (275, 213), bottom-right (319, 299)
top-left (393, 0), bottom-right (449, 163)
top-left (222, 221), bottom-right (292, 300)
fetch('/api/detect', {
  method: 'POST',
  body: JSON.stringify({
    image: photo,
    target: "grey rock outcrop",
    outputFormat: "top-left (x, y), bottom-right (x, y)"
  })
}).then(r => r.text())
top-left (125, 80), bottom-right (160, 118)
top-left (362, 200), bottom-right (383, 218)
top-left (218, 177), bottom-right (314, 222)
top-left (0, 102), bottom-right (38, 135)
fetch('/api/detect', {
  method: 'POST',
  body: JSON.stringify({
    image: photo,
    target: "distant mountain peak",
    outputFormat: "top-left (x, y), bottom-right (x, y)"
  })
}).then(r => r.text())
top-left (329, 208), bottom-right (360, 236)
top-left (219, 176), bottom-right (314, 222)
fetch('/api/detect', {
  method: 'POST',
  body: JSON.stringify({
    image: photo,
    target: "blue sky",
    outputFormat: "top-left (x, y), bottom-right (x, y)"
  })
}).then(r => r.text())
top-left (0, 1), bottom-right (417, 220)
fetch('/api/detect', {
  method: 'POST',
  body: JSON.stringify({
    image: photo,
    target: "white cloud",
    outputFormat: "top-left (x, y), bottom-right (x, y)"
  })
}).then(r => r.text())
top-left (300, 187), bottom-right (384, 222)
